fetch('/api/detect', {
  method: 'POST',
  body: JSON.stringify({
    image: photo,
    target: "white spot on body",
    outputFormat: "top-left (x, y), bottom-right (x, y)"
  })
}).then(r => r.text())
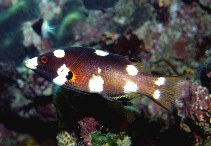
top-left (88, 75), bottom-right (104, 93)
top-left (126, 65), bottom-right (138, 76)
top-left (95, 50), bottom-right (109, 56)
top-left (123, 81), bottom-right (138, 93)
top-left (25, 57), bottom-right (38, 69)
top-left (53, 49), bottom-right (65, 58)
top-left (53, 64), bottom-right (69, 86)
top-left (153, 90), bottom-right (161, 100)
top-left (155, 77), bottom-right (166, 86)
top-left (97, 67), bottom-right (101, 74)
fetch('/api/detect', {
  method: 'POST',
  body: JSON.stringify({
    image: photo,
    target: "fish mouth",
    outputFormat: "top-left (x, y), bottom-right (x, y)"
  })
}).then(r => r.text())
top-left (25, 57), bottom-right (38, 70)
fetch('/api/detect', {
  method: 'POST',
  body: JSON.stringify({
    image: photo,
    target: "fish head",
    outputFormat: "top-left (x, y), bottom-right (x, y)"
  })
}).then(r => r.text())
top-left (25, 49), bottom-right (67, 83)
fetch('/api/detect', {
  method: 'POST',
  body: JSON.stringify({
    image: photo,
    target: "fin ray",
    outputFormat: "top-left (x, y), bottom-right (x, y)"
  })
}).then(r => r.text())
top-left (131, 62), bottom-right (150, 74)
top-left (139, 76), bottom-right (184, 111)
top-left (110, 93), bottom-right (139, 100)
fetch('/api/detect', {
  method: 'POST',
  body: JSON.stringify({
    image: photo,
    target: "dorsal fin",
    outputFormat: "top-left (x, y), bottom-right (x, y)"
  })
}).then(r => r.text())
top-left (131, 62), bottom-right (150, 74)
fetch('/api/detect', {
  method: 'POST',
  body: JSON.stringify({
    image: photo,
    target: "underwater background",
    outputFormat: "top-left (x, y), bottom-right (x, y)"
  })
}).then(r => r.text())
top-left (0, 0), bottom-right (210, 145)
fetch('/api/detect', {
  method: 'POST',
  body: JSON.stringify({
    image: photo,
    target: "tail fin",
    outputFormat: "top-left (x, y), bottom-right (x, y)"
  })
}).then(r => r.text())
top-left (139, 76), bottom-right (184, 111)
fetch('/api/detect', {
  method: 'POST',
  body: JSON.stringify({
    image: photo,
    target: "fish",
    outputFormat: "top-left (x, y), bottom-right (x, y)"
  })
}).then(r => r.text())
top-left (32, 18), bottom-right (54, 38)
top-left (32, 18), bottom-right (54, 53)
top-left (25, 47), bottom-right (183, 111)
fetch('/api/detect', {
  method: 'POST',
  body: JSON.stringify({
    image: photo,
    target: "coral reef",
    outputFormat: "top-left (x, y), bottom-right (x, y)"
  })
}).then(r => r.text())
top-left (100, 30), bottom-right (145, 59)
top-left (56, 131), bottom-right (77, 146)
top-left (78, 117), bottom-right (100, 145)
top-left (0, 62), bottom-right (57, 145)
top-left (91, 131), bottom-right (132, 146)
top-left (178, 82), bottom-right (210, 137)
top-left (0, 0), bottom-right (210, 145)
top-left (73, 10), bottom-right (115, 45)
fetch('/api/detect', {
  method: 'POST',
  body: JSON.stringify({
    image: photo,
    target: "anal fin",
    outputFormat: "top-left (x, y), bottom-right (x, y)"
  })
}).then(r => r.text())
top-left (110, 93), bottom-right (139, 101)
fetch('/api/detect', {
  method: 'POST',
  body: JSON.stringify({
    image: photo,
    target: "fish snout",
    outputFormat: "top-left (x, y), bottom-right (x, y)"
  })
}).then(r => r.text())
top-left (25, 57), bottom-right (38, 69)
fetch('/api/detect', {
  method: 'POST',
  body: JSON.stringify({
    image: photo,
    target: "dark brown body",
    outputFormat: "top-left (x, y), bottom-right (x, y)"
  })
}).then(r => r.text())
top-left (63, 47), bottom-right (143, 95)
top-left (25, 47), bottom-right (183, 110)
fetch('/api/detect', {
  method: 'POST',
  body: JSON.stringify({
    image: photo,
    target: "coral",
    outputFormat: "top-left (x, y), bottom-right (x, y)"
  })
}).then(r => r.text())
top-left (39, 0), bottom-right (61, 21)
top-left (16, 64), bottom-right (54, 98)
top-left (197, 56), bottom-right (211, 92)
top-left (178, 82), bottom-right (210, 124)
top-left (56, 131), bottom-right (77, 146)
top-left (91, 131), bottom-right (132, 146)
top-left (78, 117), bottom-right (100, 145)
top-left (22, 21), bottom-right (42, 48)
top-left (195, 0), bottom-right (211, 14)
top-left (153, 1), bottom-right (171, 25)
top-left (73, 11), bottom-right (115, 45)
top-left (100, 30), bottom-right (145, 59)
top-left (0, 123), bottom-right (41, 146)
top-left (116, 135), bottom-right (132, 146)
top-left (114, 0), bottom-right (153, 32)
top-left (0, 62), bottom-right (57, 145)
top-left (114, 0), bottom-right (136, 27)
top-left (177, 81), bottom-right (211, 145)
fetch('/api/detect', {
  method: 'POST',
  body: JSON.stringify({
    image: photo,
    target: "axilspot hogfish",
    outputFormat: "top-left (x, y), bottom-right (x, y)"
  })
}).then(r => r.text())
top-left (25, 47), bottom-right (183, 111)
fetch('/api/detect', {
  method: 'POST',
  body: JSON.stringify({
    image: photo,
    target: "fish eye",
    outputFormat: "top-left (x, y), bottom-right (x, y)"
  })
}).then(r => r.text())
top-left (40, 56), bottom-right (48, 64)
top-left (66, 71), bottom-right (73, 80)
